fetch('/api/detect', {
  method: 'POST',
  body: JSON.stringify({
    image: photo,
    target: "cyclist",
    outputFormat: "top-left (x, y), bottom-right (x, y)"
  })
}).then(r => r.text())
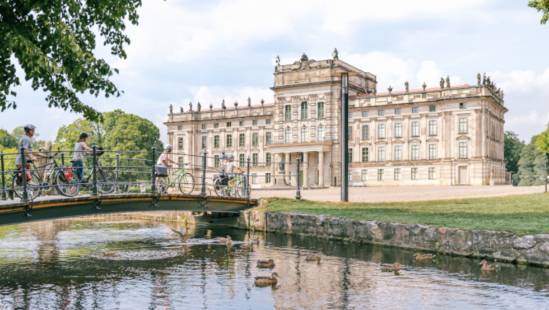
top-left (71, 133), bottom-right (93, 181)
top-left (14, 124), bottom-right (44, 183)
top-left (155, 145), bottom-right (177, 188)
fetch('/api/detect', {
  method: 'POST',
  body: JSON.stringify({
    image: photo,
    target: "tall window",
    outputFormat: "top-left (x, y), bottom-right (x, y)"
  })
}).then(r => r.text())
top-left (428, 119), bottom-right (438, 136)
top-left (378, 123), bottom-right (386, 139)
top-left (377, 169), bottom-right (384, 181)
top-left (459, 141), bottom-right (468, 159)
top-left (394, 168), bottom-right (401, 181)
top-left (178, 156), bottom-right (184, 167)
top-left (428, 144), bottom-right (437, 160)
top-left (252, 153), bottom-right (258, 166)
top-left (317, 102), bottom-right (324, 119)
top-left (301, 102), bottom-right (308, 120)
top-left (317, 125), bottom-right (324, 141)
top-left (201, 135), bottom-right (207, 149)
top-left (394, 145), bottom-right (402, 161)
top-left (394, 108), bottom-right (401, 115)
top-left (377, 146), bottom-right (385, 162)
top-left (214, 155), bottom-right (220, 168)
top-left (201, 123), bottom-right (206, 130)
top-left (429, 104), bottom-right (436, 112)
top-left (214, 123), bottom-right (219, 128)
top-left (362, 124), bottom-right (369, 140)
top-left (265, 132), bottom-right (272, 145)
top-left (239, 133), bottom-right (245, 147)
top-left (361, 147), bottom-right (369, 162)
top-left (411, 121), bottom-right (420, 137)
top-left (300, 126), bottom-right (307, 143)
top-left (458, 117), bottom-right (468, 134)
top-left (177, 137), bottom-right (184, 150)
top-left (226, 134), bottom-right (232, 147)
top-left (285, 127), bottom-right (291, 143)
top-left (394, 122), bottom-right (402, 138)
top-left (265, 153), bottom-right (271, 166)
top-left (348, 148), bottom-right (353, 163)
top-left (239, 154), bottom-right (245, 167)
top-left (411, 168), bottom-right (418, 180)
top-left (213, 135), bottom-right (220, 148)
top-left (361, 111), bottom-right (368, 117)
top-left (266, 119), bottom-right (271, 125)
top-left (252, 133), bottom-right (259, 147)
top-left (377, 109), bottom-right (384, 116)
top-left (226, 122), bottom-right (232, 127)
top-left (361, 169), bottom-right (368, 181)
top-left (428, 167), bottom-right (435, 180)
top-left (265, 173), bottom-right (271, 184)
top-left (348, 126), bottom-right (353, 140)
top-left (284, 105), bottom-right (291, 121)
top-left (412, 106), bottom-right (419, 113)
top-left (411, 144), bottom-right (420, 160)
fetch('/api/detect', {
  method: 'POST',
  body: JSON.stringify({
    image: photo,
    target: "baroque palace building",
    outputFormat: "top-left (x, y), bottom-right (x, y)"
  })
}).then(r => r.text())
top-left (165, 50), bottom-right (507, 187)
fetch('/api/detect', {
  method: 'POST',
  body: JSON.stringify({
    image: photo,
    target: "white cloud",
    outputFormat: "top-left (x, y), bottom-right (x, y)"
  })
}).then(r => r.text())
top-left (490, 68), bottom-right (549, 94)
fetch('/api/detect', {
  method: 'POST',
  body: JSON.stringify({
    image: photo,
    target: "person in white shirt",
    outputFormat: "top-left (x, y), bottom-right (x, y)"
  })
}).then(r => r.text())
top-left (71, 133), bottom-right (93, 181)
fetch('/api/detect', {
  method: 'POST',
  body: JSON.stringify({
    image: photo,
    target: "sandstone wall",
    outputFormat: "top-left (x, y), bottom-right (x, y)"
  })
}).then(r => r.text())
top-left (237, 206), bottom-right (549, 268)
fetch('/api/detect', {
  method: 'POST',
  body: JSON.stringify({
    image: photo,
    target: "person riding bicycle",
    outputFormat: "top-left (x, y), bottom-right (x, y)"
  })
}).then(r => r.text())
top-left (14, 124), bottom-right (45, 182)
top-left (220, 153), bottom-right (243, 184)
top-left (155, 145), bottom-right (177, 187)
top-left (71, 132), bottom-right (93, 181)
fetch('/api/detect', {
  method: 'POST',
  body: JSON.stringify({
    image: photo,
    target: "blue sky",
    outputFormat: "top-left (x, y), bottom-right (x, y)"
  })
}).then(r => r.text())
top-left (2, 0), bottom-right (549, 142)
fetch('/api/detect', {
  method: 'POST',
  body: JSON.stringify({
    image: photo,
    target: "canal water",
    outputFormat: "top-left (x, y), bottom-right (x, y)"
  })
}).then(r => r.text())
top-left (0, 216), bottom-right (547, 310)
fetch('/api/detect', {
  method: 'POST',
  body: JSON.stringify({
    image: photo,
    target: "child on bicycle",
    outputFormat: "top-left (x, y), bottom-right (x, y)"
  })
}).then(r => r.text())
top-left (71, 132), bottom-right (93, 181)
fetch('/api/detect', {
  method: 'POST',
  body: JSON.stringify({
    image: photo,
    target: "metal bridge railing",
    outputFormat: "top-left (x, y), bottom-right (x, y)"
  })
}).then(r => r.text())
top-left (0, 147), bottom-right (253, 206)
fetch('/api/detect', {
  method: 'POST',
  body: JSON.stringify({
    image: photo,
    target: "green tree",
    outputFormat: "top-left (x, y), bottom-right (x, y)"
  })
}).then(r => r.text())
top-left (0, 129), bottom-right (16, 148)
top-left (504, 131), bottom-right (524, 175)
top-left (530, 0), bottom-right (549, 24)
top-left (518, 141), bottom-right (547, 186)
top-left (0, 0), bottom-right (142, 121)
top-left (54, 110), bottom-right (163, 183)
top-left (535, 124), bottom-right (549, 153)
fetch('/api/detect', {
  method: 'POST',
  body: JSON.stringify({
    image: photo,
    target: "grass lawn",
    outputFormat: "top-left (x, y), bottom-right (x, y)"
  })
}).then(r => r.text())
top-left (264, 193), bottom-right (549, 235)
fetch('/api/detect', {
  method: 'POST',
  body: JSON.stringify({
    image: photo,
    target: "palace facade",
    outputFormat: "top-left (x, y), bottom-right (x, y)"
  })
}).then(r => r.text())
top-left (165, 51), bottom-right (507, 187)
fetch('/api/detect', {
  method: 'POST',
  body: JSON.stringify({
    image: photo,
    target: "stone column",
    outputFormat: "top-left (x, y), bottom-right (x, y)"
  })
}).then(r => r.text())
top-left (270, 152), bottom-right (276, 185)
top-left (318, 151), bottom-right (324, 187)
top-left (285, 152), bottom-right (290, 185)
top-left (303, 152), bottom-right (309, 188)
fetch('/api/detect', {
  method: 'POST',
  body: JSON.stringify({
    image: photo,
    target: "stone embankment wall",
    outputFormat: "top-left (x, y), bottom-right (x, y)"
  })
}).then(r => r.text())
top-left (237, 204), bottom-right (549, 268)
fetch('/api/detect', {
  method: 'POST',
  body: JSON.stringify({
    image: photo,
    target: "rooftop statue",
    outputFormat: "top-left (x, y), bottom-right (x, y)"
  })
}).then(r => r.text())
top-left (234, 101), bottom-right (238, 109)
top-left (422, 82), bottom-right (427, 91)
top-left (180, 107), bottom-right (184, 113)
top-left (300, 53), bottom-right (308, 62)
top-left (248, 97), bottom-right (252, 107)
top-left (332, 48), bottom-right (339, 60)
top-left (275, 55), bottom-right (280, 66)
top-left (209, 104), bottom-right (213, 110)
top-left (446, 76), bottom-right (451, 88)
top-left (388, 86), bottom-right (393, 94)
top-left (189, 102), bottom-right (193, 111)
top-left (482, 72), bottom-right (487, 85)
top-left (405, 81), bottom-right (409, 93)
top-left (197, 102), bottom-right (201, 112)
top-left (440, 77), bottom-right (445, 89)
top-left (169, 104), bottom-right (173, 115)
top-left (221, 99), bottom-right (226, 110)
top-left (477, 73), bottom-right (481, 86)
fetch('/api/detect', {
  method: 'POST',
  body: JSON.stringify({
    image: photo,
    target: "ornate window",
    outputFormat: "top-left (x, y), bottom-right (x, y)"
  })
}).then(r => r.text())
top-left (361, 169), bottom-right (368, 181)
top-left (252, 133), bottom-right (259, 147)
top-left (265, 132), bottom-right (272, 145)
top-left (411, 168), bottom-right (418, 180)
top-left (201, 135), bottom-right (207, 149)
top-left (394, 145), bottom-right (402, 161)
top-left (300, 126), bottom-right (307, 143)
top-left (226, 134), bottom-right (233, 148)
top-left (394, 122), bottom-right (402, 138)
top-left (377, 169), bottom-right (384, 181)
top-left (252, 153), bottom-right (258, 166)
top-left (239, 154), bottom-right (245, 167)
top-left (301, 102), bottom-right (308, 120)
top-left (377, 146), bottom-right (385, 162)
top-left (317, 125), bottom-right (324, 141)
top-left (265, 153), bottom-right (271, 166)
top-left (458, 117), bottom-right (468, 134)
top-left (284, 105), bottom-right (291, 121)
top-left (213, 135), bottom-right (220, 148)
top-left (377, 123), bottom-right (386, 139)
top-left (361, 147), bottom-right (369, 162)
top-left (239, 133), bottom-right (245, 147)
top-left (411, 144), bottom-right (420, 160)
top-left (428, 119), bottom-right (438, 136)
top-left (428, 167), bottom-right (435, 180)
top-left (428, 144), bottom-right (438, 160)
top-left (459, 141), bottom-right (468, 159)
top-left (285, 127), bottom-right (291, 143)
top-left (362, 124), bottom-right (369, 140)
top-left (394, 168), bottom-right (401, 181)
top-left (317, 102), bottom-right (324, 119)
top-left (348, 148), bottom-right (353, 163)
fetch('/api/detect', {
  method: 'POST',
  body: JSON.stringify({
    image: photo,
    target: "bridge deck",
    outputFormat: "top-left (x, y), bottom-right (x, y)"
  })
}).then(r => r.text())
top-left (0, 194), bottom-right (257, 226)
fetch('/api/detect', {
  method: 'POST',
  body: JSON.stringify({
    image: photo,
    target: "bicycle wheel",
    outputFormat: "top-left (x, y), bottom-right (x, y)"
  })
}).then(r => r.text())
top-left (97, 167), bottom-right (115, 194)
top-left (54, 170), bottom-right (79, 197)
top-left (213, 177), bottom-right (224, 197)
top-left (12, 171), bottom-right (41, 200)
top-left (177, 173), bottom-right (195, 195)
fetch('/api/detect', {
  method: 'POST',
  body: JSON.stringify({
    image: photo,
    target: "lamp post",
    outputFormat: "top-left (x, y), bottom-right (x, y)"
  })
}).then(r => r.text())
top-left (340, 73), bottom-right (349, 202)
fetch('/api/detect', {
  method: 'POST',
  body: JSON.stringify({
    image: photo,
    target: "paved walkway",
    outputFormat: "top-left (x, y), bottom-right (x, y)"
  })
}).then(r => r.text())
top-left (251, 185), bottom-right (546, 203)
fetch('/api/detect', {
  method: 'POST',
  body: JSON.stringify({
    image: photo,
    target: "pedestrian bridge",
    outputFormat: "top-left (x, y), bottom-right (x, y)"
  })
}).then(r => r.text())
top-left (0, 194), bottom-right (257, 226)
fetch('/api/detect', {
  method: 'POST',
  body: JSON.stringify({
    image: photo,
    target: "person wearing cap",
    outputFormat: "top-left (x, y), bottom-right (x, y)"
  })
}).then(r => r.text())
top-left (71, 132), bottom-right (93, 181)
top-left (14, 124), bottom-right (45, 182)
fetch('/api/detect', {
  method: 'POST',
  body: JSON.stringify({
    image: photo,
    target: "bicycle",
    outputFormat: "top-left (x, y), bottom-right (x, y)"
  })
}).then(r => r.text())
top-left (213, 172), bottom-right (249, 198)
top-left (12, 153), bottom-right (77, 199)
top-left (155, 164), bottom-right (195, 195)
top-left (77, 154), bottom-right (116, 195)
